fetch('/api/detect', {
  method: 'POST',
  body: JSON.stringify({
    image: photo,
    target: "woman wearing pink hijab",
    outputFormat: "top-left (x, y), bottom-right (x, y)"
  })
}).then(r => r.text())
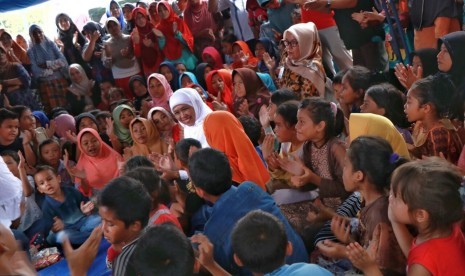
top-left (147, 73), bottom-right (173, 111)
top-left (72, 128), bottom-right (123, 196)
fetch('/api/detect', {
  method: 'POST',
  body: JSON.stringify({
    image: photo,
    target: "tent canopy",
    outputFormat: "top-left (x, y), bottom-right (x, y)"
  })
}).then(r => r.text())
top-left (0, 0), bottom-right (48, 12)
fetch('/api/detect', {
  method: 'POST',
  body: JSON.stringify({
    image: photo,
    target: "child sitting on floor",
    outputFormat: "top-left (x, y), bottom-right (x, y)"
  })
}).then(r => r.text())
top-left (38, 138), bottom-right (75, 187)
top-left (34, 165), bottom-right (100, 246)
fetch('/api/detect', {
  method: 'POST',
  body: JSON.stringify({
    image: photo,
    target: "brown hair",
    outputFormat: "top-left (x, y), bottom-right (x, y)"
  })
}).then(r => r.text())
top-left (391, 159), bottom-right (463, 232)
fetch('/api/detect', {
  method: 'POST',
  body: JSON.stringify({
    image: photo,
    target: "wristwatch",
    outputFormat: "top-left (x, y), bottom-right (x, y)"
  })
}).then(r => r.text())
top-left (325, 0), bottom-right (331, 8)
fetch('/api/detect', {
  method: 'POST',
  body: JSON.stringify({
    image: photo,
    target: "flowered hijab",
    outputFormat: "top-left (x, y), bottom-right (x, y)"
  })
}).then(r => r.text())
top-left (283, 22), bottom-right (326, 96)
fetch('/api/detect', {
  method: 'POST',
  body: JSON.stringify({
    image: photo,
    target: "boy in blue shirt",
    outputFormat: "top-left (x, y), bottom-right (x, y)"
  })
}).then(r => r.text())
top-left (232, 210), bottom-right (332, 276)
top-left (34, 165), bottom-right (100, 246)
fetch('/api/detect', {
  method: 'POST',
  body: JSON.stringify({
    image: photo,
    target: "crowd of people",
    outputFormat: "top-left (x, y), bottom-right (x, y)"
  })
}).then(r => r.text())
top-left (1, 0), bottom-right (465, 275)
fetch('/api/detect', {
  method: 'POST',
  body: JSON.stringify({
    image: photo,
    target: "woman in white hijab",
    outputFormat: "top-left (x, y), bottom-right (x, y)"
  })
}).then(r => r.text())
top-left (169, 88), bottom-right (212, 148)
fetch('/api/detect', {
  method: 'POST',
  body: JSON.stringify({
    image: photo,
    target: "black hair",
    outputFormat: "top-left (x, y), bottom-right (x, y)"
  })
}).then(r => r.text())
top-left (188, 148), bottom-right (232, 196)
top-left (299, 98), bottom-right (344, 140)
top-left (238, 116), bottom-right (261, 147)
top-left (123, 155), bottom-right (154, 173)
top-left (0, 108), bottom-right (19, 125)
top-left (109, 87), bottom-right (125, 98)
top-left (270, 89), bottom-right (299, 106)
top-left (98, 176), bottom-right (151, 228)
top-left (9, 105), bottom-right (30, 118)
top-left (333, 69), bottom-right (348, 85)
top-left (34, 165), bottom-right (58, 176)
top-left (0, 150), bottom-right (19, 163)
top-left (365, 83), bottom-right (410, 128)
top-left (96, 111), bottom-right (112, 121)
top-left (50, 107), bottom-right (69, 119)
top-left (391, 159), bottom-right (463, 233)
top-left (175, 138), bottom-right (202, 166)
top-left (343, 66), bottom-right (372, 93)
top-left (231, 210), bottom-right (287, 273)
top-left (410, 73), bottom-right (459, 119)
top-left (222, 31), bottom-right (238, 44)
top-left (125, 167), bottom-right (171, 206)
top-left (132, 224), bottom-right (194, 276)
top-left (38, 138), bottom-right (61, 161)
top-left (276, 100), bottom-right (299, 127)
top-left (348, 136), bottom-right (407, 192)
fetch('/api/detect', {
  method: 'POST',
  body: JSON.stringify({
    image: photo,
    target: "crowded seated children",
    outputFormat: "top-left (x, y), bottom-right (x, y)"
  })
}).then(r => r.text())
top-left (188, 148), bottom-right (308, 274)
top-left (132, 224), bottom-right (230, 276)
top-left (232, 210), bottom-right (332, 276)
top-left (39, 138), bottom-right (75, 187)
top-left (98, 176), bottom-right (151, 274)
top-left (34, 165), bottom-right (101, 246)
top-left (125, 167), bottom-right (181, 230)
top-left (348, 159), bottom-right (465, 275)
top-left (0, 108), bottom-right (36, 166)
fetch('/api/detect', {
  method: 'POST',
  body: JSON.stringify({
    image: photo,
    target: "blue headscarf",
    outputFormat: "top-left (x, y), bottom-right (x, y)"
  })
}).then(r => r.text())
top-left (257, 72), bottom-right (277, 92)
top-left (106, 0), bottom-right (126, 30)
top-left (32, 111), bottom-right (50, 128)
top-left (159, 61), bottom-right (180, 91)
top-left (179, 72), bottom-right (200, 88)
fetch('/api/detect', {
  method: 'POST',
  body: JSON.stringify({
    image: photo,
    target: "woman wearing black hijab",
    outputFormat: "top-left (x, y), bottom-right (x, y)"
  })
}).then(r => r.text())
top-left (55, 13), bottom-right (92, 78)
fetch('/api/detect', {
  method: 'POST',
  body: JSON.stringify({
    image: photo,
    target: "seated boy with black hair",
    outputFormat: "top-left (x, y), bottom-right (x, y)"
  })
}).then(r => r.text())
top-left (98, 176), bottom-right (151, 274)
top-left (188, 148), bottom-right (308, 274)
top-left (132, 223), bottom-right (230, 276)
top-left (238, 116), bottom-right (266, 164)
top-left (232, 210), bottom-right (332, 275)
top-left (173, 138), bottom-right (208, 235)
top-left (0, 108), bottom-right (36, 166)
top-left (125, 167), bottom-right (181, 230)
top-left (34, 165), bottom-right (101, 246)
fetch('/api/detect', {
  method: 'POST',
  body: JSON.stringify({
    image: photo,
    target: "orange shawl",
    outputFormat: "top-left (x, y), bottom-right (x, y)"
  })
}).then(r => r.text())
top-left (129, 117), bottom-right (168, 156)
top-left (76, 128), bottom-right (123, 193)
top-left (203, 111), bottom-right (270, 189)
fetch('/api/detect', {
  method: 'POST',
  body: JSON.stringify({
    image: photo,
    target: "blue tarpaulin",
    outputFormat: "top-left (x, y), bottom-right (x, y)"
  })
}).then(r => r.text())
top-left (0, 0), bottom-right (49, 12)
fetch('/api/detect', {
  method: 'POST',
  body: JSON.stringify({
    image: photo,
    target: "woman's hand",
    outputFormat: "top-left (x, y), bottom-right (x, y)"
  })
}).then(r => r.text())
top-left (45, 120), bottom-right (56, 138)
top-left (208, 91), bottom-right (228, 111)
top-left (64, 149), bottom-right (86, 179)
top-left (262, 52), bottom-right (276, 72)
top-left (394, 63), bottom-right (422, 90)
top-left (132, 28), bottom-right (140, 44)
top-left (105, 117), bottom-right (114, 137)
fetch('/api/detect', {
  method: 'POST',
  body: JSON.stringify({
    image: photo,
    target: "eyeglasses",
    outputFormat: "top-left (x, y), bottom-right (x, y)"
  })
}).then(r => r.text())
top-left (281, 39), bottom-right (299, 48)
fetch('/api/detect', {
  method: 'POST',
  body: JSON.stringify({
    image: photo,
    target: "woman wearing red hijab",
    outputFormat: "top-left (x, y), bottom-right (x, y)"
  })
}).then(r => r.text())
top-left (131, 7), bottom-right (165, 77)
top-left (205, 69), bottom-right (234, 112)
top-left (156, 1), bottom-right (198, 71)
